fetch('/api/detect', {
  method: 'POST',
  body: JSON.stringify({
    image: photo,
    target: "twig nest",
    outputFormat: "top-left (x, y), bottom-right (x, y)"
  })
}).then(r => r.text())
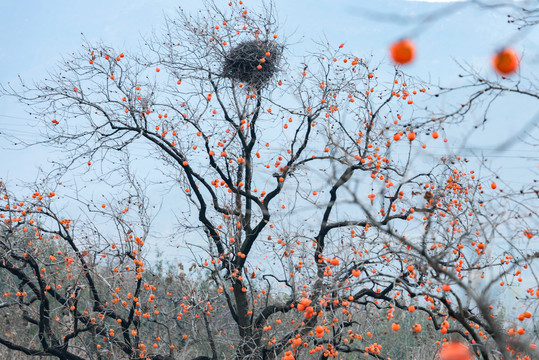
top-left (222, 40), bottom-right (282, 87)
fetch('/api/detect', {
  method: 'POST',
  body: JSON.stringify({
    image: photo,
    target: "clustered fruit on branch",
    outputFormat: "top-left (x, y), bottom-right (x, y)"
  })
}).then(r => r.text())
top-left (222, 40), bottom-right (283, 87)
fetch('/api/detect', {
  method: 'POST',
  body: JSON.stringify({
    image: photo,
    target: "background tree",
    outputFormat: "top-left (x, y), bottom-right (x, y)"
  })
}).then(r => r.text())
top-left (1, 1), bottom-right (537, 360)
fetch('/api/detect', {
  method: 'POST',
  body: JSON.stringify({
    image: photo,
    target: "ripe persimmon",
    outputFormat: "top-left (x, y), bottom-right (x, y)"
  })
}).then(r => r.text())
top-left (492, 48), bottom-right (519, 75)
top-left (439, 341), bottom-right (472, 360)
top-left (390, 39), bottom-right (415, 65)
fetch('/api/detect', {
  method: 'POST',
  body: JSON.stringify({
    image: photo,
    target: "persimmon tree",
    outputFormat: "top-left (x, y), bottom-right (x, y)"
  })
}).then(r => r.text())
top-left (1, 1), bottom-right (538, 360)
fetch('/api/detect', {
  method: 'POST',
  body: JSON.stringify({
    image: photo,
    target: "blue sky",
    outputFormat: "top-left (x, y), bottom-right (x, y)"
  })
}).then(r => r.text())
top-left (1, 0), bottom-right (538, 237)
top-left (1, 0), bottom-right (537, 226)
top-left (1, 0), bottom-right (537, 181)
top-left (0, 0), bottom-right (533, 85)
top-left (0, 0), bottom-right (537, 315)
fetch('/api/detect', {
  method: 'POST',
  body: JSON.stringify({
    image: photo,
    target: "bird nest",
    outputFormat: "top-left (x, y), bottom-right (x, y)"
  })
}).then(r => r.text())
top-left (222, 40), bottom-right (282, 87)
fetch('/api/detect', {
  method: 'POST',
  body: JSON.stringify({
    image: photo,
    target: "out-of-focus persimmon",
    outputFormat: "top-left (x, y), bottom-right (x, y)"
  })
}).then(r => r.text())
top-left (439, 341), bottom-right (473, 360)
top-left (390, 39), bottom-right (415, 65)
top-left (492, 48), bottom-right (519, 75)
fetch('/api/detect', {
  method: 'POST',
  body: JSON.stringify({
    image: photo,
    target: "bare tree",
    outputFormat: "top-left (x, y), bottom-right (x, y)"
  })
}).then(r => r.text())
top-left (0, 1), bottom-right (537, 360)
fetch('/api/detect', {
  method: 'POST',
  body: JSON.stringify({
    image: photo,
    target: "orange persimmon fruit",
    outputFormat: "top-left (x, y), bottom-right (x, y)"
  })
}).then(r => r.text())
top-left (492, 48), bottom-right (519, 75)
top-left (439, 341), bottom-right (473, 360)
top-left (390, 39), bottom-right (415, 65)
